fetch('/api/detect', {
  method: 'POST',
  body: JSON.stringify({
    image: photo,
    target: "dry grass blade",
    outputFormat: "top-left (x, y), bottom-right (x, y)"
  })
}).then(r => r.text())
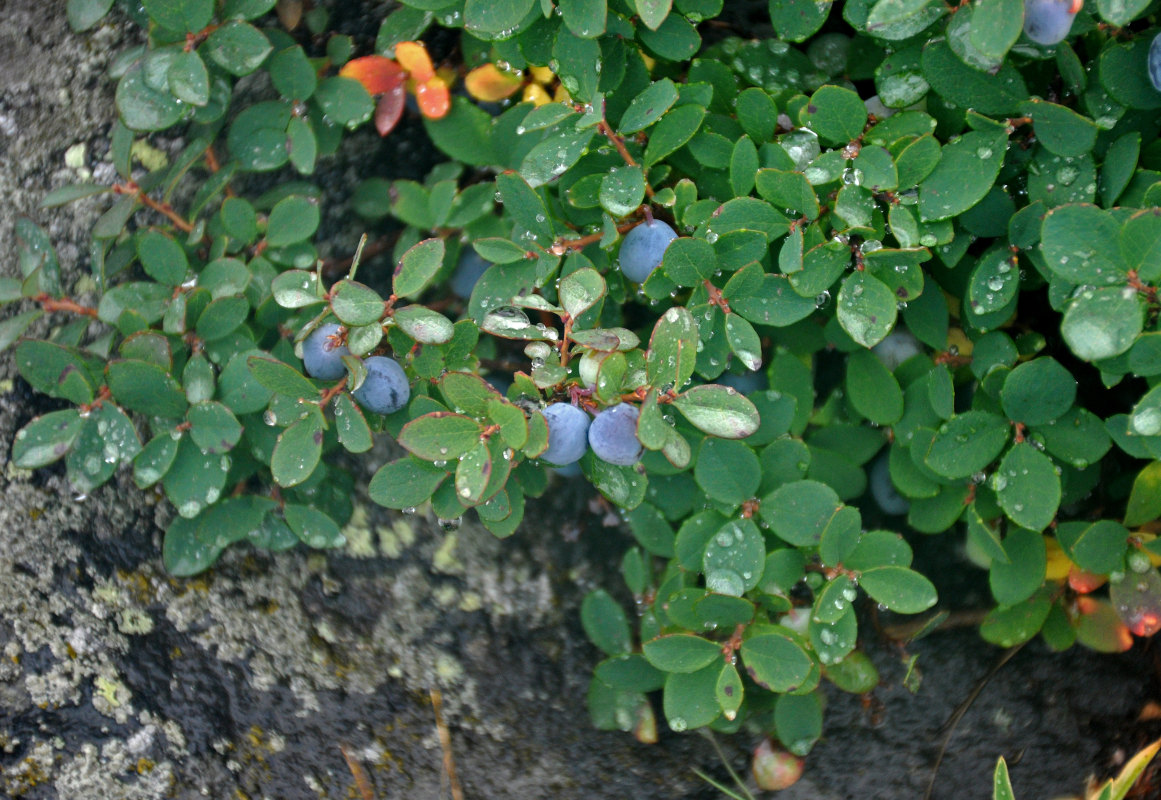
top-left (431, 688), bottom-right (464, 800)
top-left (340, 742), bottom-right (374, 800)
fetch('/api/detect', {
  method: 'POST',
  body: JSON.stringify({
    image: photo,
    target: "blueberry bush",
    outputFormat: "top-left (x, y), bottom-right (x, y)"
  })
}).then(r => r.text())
top-left (9, 0), bottom-right (1161, 786)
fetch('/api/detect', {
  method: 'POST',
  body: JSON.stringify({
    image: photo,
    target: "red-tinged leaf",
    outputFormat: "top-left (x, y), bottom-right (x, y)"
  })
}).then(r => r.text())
top-left (375, 86), bottom-right (405, 136)
top-left (339, 55), bottom-right (405, 95)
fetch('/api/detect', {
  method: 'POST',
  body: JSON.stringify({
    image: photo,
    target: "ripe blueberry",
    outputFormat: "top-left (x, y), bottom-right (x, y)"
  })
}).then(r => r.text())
top-left (1023, 0), bottom-right (1080, 46)
top-left (618, 220), bottom-right (678, 283)
top-left (1149, 32), bottom-right (1161, 92)
top-left (352, 356), bottom-right (410, 415)
top-left (450, 249), bottom-right (492, 299)
top-left (870, 454), bottom-right (910, 516)
top-left (302, 323), bottom-right (350, 381)
top-left (588, 404), bottom-right (643, 466)
top-left (539, 402), bottom-right (591, 466)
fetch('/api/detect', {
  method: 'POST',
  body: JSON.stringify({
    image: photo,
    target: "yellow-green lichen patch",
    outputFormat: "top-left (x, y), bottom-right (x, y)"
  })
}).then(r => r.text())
top-left (433, 533), bottom-right (463, 574)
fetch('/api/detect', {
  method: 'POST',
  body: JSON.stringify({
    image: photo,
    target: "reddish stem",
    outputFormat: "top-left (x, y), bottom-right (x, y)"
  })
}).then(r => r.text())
top-left (35, 293), bottom-right (99, 318)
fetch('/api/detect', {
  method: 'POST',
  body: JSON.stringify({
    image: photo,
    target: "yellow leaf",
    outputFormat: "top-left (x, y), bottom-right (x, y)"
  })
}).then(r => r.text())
top-left (465, 64), bottom-right (524, 102)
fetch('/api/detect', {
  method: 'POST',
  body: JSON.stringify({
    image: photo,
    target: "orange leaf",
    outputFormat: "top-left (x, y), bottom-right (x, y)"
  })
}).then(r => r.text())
top-left (395, 41), bottom-right (435, 82)
top-left (1068, 566), bottom-right (1107, 594)
top-left (339, 55), bottom-right (405, 96)
top-left (465, 64), bottom-right (524, 102)
top-left (416, 78), bottom-right (450, 119)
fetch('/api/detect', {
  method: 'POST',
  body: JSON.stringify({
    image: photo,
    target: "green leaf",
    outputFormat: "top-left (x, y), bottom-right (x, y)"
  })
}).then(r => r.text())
top-left (14, 340), bottom-right (95, 405)
top-left (368, 457), bottom-right (448, 509)
top-left (266, 195), bottom-right (319, 247)
top-left (694, 439), bottom-right (760, 509)
top-left (925, 411), bottom-right (1010, 480)
top-left (163, 516), bottom-right (220, 576)
top-left (644, 634), bottom-right (723, 673)
top-left (107, 359), bottom-right (187, 418)
top-left (117, 65), bottom-right (187, 131)
top-left (662, 237), bottom-right (717, 286)
top-left (646, 307), bottom-right (698, 391)
top-left (762, 480), bottom-right (842, 547)
top-left (271, 411), bottom-right (324, 487)
top-left (1022, 99), bottom-right (1097, 158)
top-left (585, 456), bottom-right (649, 511)
top-left (135, 433), bottom-right (180, 489)
top-left (741, 631), bottom-right (815, 692)
top-left (918, 130), bottom-right (1006, 222)
top-left (0, 310), bottom-right (43, 354)
top-left (559, 268), bottom-right (607, 319)
top-left (775, 692), bottom-right (823, 755)
top-left (980, 592), bottom-right (1052, 647)
top-left (662, 663), bottom-right (721, 731)
top-left (496, 171), bottom-right (553, 244)
top-left (12, 410), bottom-right (83, 469)
top-left (969, 0), bottom-right (1023, 68)
top-left (620, 79), bottom-right (679, 134)
top-left (1061, 287), bottom-right (1144, 362)
top-left (553, 30), bottom-right (602, 103)
top-left (671, 384), bottom-right (760, 438)
top-left (769, 0), bottom-right (831, 41)
top-left (284, 504), bottom-right (345, 548)
top-left (1120, 209), bottom-right (1161, 283)
top-left (638, 14), bottom-right (700, 61)
top-left (398, 412), bottom-right (482, 461)
top-left (582, 590), bottom-right (632, 655)
top-left (846, 349), bottom-right (903, 425)
top-left (724, 313), bottom-right (761, 371)
top-left (227, 101), bottom-right (292, 171)
top-left (702, 518), bottom-right (765, 596)
top-left (920, 39), bottom-right (1027, 115)
top-left (270, 46), bottom-right (318, 101)
top-left (859, 565), bottom-right (937, 613)
top-left (560, 0), bottom-right (606, 36)
top-left (989, 528), bottom-right (1046, 605)
top-left (167, 51), bottom-right (210, 106)
top-left (333, 392), bottom-right (373, 454)
top-left (464, 0), bottom-right (535, 34)
top-left (803, 85), bottom-right (867, 145)
top-left (1066, 519), bottom-right (1129, 574)
top-left (313, 76), bottom-right (374, 126)
top-left (836, 272), bottom-right (897, 348)
top-left (330, 280), bottom-right (384, 327)
top-left (1000, 357), bottom-right (1075, 426)
top-left (68, 0), bottom-right (115, 31)
top-left (644, 103), bottom-right (706, 166)
top-left (271, 270), bottom-right (323, 309)
top-left (635, 0), bottom-right (673, 29)
top-left (1096, 0), bottom-right (1150, 28)
top-left (196, 296), bottom-right (248, 341)
top-left (600, 166), bottom-right (646, 217)
top-left (755, 169), bottom-right (820, 220)
top-left (247, 355), bottom-right (318, 399)
top-left (1041, 204), bottom-right (1126, 285)
top-left (394, 238), bottom-right (446, 298)
top-left (1126, 462), bottom-right (1161, 526)
top-left (144, 0), bottom-right (212, 31)
top-left (187, 401), bottom-right (243, 454)
top-left (164, 436), bottom-right (229, 518)
top-left (204, 21), bottom-right (272, 76)
top-left (994, 758), bottom-right (1016, 800)
top-left (994, 443), bottom-right (1060, 531)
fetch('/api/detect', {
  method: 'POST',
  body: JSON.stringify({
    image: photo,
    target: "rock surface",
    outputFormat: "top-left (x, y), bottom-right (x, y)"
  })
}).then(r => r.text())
top-left (1, 4), bottom-right (1157, 800)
